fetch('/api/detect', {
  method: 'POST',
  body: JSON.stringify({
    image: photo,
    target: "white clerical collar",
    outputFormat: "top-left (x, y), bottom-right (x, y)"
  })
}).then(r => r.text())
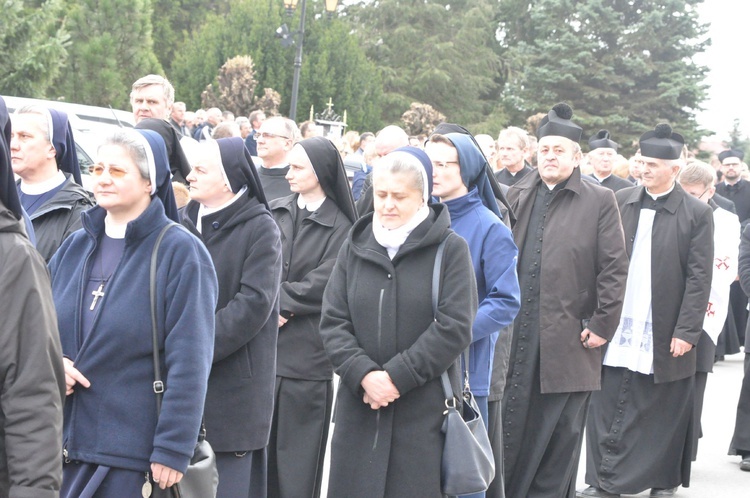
top-left (593, 173), bottom-right (611, 183)
top-left (297, 194), bottom-right (326, 212)
top-left (543, 182), bottom-right (557, 190)
top-left (196, 186), bottom-right (248, 233)
top-left (20, 170), bottom-right (66, 195)
top-left (645, 183), bottom-right (675, 200)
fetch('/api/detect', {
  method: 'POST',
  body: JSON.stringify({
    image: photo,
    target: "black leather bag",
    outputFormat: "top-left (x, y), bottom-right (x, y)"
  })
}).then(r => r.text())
top-left (432, 236), bottom-right (495, 496)
top-left (150, 224), bottom-right (219, 498)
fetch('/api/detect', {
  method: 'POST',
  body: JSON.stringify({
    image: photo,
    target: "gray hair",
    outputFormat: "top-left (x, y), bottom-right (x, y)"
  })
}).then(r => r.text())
top-left (99, 129), bottom-right (150, 180)
top-left (265, 116), bottom-right (301, 143)
top-left (498, 126), bottom-right (529, 150)
top-left (130, 74), bottom-right (175, 109)
top-left (14, 105), bottom-right (52, 143)
top-left (373, 151), bottom-right (427, 201)
top-left (679, 160), bottom-right (716, 187)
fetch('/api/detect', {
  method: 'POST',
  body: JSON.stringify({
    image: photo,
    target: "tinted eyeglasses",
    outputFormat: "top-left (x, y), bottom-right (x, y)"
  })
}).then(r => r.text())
top-left (90, 164), bottom-right (129, 178)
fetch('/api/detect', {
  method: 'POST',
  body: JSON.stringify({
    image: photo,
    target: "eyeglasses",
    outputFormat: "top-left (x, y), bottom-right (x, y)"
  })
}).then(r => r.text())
top-left (254, 132), bottom-right (290, 141)
top-left (432, 160), bottom-right (460, 169)
top-left (696, 186), bottom-right (712, 199)
top-left (90, 164), bottom-right (129, 179)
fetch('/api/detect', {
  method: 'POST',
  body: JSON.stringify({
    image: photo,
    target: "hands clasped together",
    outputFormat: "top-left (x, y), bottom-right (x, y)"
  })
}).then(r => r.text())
top-left (361, 370), bottom-right (400, 410)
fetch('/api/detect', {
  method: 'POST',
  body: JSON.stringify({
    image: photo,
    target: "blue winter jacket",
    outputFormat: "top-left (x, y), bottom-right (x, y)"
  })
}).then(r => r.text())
top-left (444, 187), bottom-right (521, 395)
top-left (48, 199), bottom-right (218, 474)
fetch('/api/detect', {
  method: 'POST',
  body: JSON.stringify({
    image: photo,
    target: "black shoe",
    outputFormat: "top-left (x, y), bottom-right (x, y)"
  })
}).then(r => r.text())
top-left (650, 488), bottom-right (678, 497)
top-left (576, 486), bottom-right (621, 498)
top-left (740, 456), bottom-right (750, 471)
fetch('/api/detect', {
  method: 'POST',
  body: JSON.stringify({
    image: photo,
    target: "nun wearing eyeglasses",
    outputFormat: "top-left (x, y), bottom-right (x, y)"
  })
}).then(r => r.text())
top-left (266, 136), bottom-right (357, 498)
top-left (48, 128), bottom-right (218, 497)
top-left (181, 137), bottom-right (282, 498)
top-left (319, 149), bottom-right (478, 497)
top-left (10, 106), bottom-right (94, 261)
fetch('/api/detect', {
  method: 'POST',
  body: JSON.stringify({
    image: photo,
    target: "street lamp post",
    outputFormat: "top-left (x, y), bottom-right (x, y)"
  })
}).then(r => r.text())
top-left (283, 0), bottom-right (339, 122)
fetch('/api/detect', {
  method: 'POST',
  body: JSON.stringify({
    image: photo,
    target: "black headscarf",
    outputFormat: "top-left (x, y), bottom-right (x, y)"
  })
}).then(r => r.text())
top-left (136, 118), bottom-right (192, 185)
top-left (216, 137), bottom-right (269, 210)
top-left (431, 122), bottom-right (515, 224)
top-left (134, 129), bottom-right (180, 223)
top-left (296, 136), bottom-right (358, 224)
top-left (48, 109), bottom-right (82, 185)
top-left (0, 96), bottom-right (23, 219)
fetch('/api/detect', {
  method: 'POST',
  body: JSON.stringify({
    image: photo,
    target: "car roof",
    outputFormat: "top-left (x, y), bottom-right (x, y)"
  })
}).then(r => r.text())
top-left (1, 95), bottom-right (135, 130)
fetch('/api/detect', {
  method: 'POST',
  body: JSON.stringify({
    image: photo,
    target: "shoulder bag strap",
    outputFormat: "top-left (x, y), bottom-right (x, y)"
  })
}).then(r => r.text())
top-left (151, 223), bottom-right (176, 416)
top-left (434, 235), bottom-right (458, 403)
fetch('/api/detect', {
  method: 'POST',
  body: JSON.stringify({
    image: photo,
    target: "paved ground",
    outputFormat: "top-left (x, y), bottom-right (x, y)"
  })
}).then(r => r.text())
top-left (575, 352), bottom-right (750, 497)
top-left (323, 353), bottom-right (750, 497)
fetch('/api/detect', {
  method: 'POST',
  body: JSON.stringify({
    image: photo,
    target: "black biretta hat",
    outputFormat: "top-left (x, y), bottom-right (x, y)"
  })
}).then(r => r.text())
top-left (537, 103), bottom-right (582, 143)
top-left (718, 149), bottom-right (745, 163)
top-left (588, 129), bottom-right (619, 151)
top-left (639, 124), bottom-right (684, 160)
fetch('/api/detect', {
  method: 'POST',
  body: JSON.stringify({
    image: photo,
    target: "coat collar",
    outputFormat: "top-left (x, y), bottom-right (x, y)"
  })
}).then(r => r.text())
top-left (271, 193), bottom-right (339, 228)
top-left (349, 203), bottom-right (452, 267)
top-left (622, 182), bottom-right (686, 215)
top-left (82, 197), bottom-right (169, 244)
top-left (512, 165), bottom-right (584, 196)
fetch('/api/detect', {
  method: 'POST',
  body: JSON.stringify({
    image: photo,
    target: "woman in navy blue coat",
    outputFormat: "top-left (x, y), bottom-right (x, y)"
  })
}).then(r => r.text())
top-left (49, 129), bottom-right (218, 497)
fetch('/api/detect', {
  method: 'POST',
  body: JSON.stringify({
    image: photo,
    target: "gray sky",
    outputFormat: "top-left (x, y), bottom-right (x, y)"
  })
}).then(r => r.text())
top-left (695, 0), bottom-right (749, 140)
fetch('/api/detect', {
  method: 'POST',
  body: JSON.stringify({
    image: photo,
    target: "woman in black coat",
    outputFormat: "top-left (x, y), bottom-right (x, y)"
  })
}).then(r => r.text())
top-left (267, 136), bottom-right (357, 498)
top-left (181, 137), bottom-right (282, 497)
top-left (320, 150), bottom-right (478, 497)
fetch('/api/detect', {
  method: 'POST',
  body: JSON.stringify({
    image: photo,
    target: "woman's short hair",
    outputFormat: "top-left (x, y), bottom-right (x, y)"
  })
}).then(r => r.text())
top-left (374, 151), bottom-right (426, 198)
top-left (99, 129), bottom-right (150, 180)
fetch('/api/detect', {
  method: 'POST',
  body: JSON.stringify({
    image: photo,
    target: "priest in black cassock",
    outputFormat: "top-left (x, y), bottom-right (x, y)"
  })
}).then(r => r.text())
top-left (587, 130), bottom-right (634, 192)
top-left (581, 124), bottom-right (714, 498)
top-left (503, 103), bottom-right (628, 498)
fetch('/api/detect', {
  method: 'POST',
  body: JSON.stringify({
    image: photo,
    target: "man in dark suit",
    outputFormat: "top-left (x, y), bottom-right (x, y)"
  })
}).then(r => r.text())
top-left (581, 124), bottom-right (714, 498)
top-left (715, 149), bottom-right (750, 227)
top-left (587, 130), bottom-right (634, 192)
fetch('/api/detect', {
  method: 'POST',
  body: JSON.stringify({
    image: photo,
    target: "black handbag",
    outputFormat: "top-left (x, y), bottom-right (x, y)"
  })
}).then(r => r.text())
top-left (432, 236), bottom-right (495, 496)
top-left (150, 224), bottom-right (219, 498)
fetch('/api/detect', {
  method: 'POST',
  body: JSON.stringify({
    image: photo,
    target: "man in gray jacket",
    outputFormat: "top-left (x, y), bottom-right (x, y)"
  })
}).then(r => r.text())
top-left (1, 95), bottom-right (66, 498)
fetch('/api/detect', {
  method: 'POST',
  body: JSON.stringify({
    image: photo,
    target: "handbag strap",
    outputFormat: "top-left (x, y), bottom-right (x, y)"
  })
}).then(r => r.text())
top-left (151, 223), bottom-right (177, 416)
top-left (432, 235), bottom-right (470, 404)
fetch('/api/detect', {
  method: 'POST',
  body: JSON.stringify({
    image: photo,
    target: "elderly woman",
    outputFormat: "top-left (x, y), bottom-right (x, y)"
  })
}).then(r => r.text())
top-left (49, 128), bottom-right (218, 497)
top-left (182, 137), bottom-right (282, 498)
top-left (320, 150), bottom-right (478, 497)
top-left (267, 136), bottom-right (357, 498)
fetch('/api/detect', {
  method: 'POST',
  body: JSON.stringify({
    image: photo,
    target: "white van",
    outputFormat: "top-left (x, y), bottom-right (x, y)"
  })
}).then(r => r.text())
top-left (3, 95), bottom-right (135, 191)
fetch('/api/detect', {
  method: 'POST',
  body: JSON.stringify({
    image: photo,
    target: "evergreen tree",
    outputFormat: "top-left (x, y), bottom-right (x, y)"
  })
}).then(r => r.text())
top-left (0, 0), bottom-right (69, 98)
top-left (498, 0), bottom-right (709, 153)
top-left (344, 0), bottom-right (501, 126)
top-left (170, 0), bottom-right (383, 131)
top-left (52, 0), bottom-right (162, 109)
top-left (150, 0), bottom-right (231, 73)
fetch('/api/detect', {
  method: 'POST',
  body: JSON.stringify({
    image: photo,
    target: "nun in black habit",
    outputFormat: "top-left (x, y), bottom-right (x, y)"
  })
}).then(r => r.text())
top-left (267, 136), bottom-right (357, 498)
top-left (181, 137), bottom-right (282, 498)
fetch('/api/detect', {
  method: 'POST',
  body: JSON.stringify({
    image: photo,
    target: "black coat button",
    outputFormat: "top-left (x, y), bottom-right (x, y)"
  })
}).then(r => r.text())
top-left (211, 221), bottom-right (220, 229)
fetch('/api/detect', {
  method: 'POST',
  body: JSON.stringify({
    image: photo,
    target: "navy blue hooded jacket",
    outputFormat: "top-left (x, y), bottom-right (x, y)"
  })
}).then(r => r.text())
top-left (49, 199), bottom-right (218, 473)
